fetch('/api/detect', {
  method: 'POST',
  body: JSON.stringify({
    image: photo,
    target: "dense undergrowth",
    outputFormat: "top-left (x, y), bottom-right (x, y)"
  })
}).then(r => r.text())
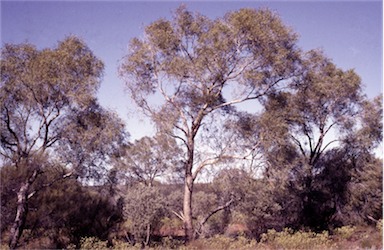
top-left (2, 223), bottom-right (381, 250)
top-left (78, 224), bottom-right (383, 250)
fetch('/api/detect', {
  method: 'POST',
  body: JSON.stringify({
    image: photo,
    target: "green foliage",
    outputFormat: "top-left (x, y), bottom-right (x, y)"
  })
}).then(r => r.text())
top-left (248, 48), bottom-right (381, 232)
top-left (376, 219), bottom-right (383, 235)
top-left (345, 157), bottom-right (383, 226)
top-left (120, 5), bottom-right (302, 241)
top-left (110, 239), bottom-right (133, 249)
top-left (1, 36), bottom-right (105, 164)
top-left (260, 228), bottom-right (334, 249)
top-left (1, 6), bottom-right (382, 249)
top-left (79, 237), bottom-right (108, 250)
top-left (0, 243), bottom-right (10, 250)
top-left (160, 217), bottom-right (184, 230)
top-left (122, 184), bottom-right (166, 245)
top-left (193, 191), bottom-right (218, 219)
top-left (115, 134), bottom-right (181, 186)
top-left (185, 235), bottom-right (257, 250)
top-left (0, 36), bottom-right (127, 248)
top-left (1, 164), bottom-right (123, 248)
top-left (59, 101), bottom-right (128, 182)
top-left (334, 225), bottom-right (356, 240)
top-left (161, 236), bottom-right (185, 249)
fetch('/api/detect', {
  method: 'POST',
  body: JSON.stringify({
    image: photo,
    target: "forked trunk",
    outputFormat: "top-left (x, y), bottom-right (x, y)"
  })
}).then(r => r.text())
top-left (9, 170), bottom-right (38, 249)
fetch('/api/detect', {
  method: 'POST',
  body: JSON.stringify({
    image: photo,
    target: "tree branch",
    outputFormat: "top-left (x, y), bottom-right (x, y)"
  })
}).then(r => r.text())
top-left (172, 210), bottom-right (185, 222)
top-left (27, 171), bottom-right (73, 199)
top-left (192, 156), bottom-right (221, 181)
top-left (197, 198), bottom-right (235, 231)
top-left (319, 139), bottom-right (340, 155)
top-left (291, 135), bottom-right (307, 158)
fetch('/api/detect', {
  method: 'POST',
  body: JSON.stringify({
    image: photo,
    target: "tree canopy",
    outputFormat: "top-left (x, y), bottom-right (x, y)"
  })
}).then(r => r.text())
top-left (0, 6), bottom-right (382, 249)
top-left (119, 6), bottom-right (303, 241)
top-left (1, 36), bottom-right (127, 248)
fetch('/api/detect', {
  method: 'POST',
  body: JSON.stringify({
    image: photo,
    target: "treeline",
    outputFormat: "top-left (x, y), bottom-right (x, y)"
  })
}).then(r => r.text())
top-left (1, 163), bottom-right (382, 248)
top-left (1, 6), bottom-right (382, 249)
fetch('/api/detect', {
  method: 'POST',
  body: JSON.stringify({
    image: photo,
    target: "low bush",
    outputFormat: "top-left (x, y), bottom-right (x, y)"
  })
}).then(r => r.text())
top-left (185, 235), bottom-right (257, 250)
top-left (0, 243), bottom-right (9, 250)
top-left (111, 239), bottom-right (135, 249)
top-left (259, 228), bottom-right (334, 249)
top-left (5, 224), bottom-right (380, 249)
top-left (377, 219), bottom-right (383, 235)
top-left (161, 236), bottom-right (184, 249)
top-left (334, 225), bottom-right (356, 240)
top-left (78, 236), bottom-right (108, 250)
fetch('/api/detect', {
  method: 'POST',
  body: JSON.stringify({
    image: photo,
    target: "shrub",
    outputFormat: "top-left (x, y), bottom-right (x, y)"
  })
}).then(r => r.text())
top-left (334, 225), bottom-right (356, 240)
top-left (185, 235), bottom-right (257, 250)
top-left (123, 185), bottom-right (166, 246)
top-left (228, 235), bottom-right (257, 249)
top-left (260, 228), bottom-right (334, 249)
top-left (79, 236), bottom-right (108, 249)
top-left (377, 219), bottom-right (383, 235)
top-left (111, 239), bottom-right (133, 249)
top-left (0, 243), bottom-right (9, 250)
top-left (205, 235), bottom-right (233, 249)
top-left (161, 236), bottom-right (184, 249)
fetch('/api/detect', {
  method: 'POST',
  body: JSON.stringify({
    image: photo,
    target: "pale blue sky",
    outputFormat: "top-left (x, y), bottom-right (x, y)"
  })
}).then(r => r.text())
top-left (1, 1), bottom-right (382, 140)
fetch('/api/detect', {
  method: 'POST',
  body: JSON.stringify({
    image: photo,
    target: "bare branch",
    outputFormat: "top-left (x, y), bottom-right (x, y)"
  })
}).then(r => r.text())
top-left (198, 198), bottom-right (235, 230)
top-left (27, 171), bottom-right (73, 200)
top-left (172, 210), bottom-right (185, 222)
top-left (291, 135), bottom-right (307, 158)
top-left (3, 106), bottom-right (22, 156)
top-left (192, 156), bottom-right (222, 181)
top-left (319, 139), bottom-right (340, 155)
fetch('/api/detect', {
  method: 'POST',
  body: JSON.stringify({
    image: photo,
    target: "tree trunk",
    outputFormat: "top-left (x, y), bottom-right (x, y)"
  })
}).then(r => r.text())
top-left (183, 130), bottom-right (197, 242)
top-left (9, 170), bottom-right (38, 249)
top-left (183, 172), bottom-right (194, 242)
top-left (144, 223), bottom-right (151, 246)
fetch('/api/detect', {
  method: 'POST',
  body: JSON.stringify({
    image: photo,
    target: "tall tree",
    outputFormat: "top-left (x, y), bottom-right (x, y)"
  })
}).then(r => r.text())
top-left (120, 6), bottom-right (301, 240)
top-left (253, 50), bottom-right (381, 230)
top-left (0, 37), bottom-right (125, 248)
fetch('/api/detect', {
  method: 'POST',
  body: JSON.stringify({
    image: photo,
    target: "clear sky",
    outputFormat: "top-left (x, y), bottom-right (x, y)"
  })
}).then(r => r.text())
top-left (1, 1), bottom-right (382, 140)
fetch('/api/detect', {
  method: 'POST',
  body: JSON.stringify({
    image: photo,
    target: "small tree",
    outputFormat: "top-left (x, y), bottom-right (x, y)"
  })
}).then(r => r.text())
top-left (122, 184), bottom-right (165, 247)
top-left (119, 6), bottom-right (301, 241)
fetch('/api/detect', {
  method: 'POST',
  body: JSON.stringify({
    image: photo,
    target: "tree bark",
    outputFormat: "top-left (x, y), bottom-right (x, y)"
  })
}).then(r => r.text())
top-left (182, 130), bottom-right (197, 242)
top-left (9, 170), bottom-right (38, 249)
top-left (183, 172), bottom-right (194, 242)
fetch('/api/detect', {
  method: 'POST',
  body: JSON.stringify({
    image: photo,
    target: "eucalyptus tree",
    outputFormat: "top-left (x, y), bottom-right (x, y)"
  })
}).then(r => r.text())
top-left (0, 37), bottom-right (126, 248)
top-left (115, 135), bottom-right (181, 246)
top-left (122, 184), bottom-right (166, 247)
top-left (120, 6), bottom-right (301, 240)
top-left (59, 101), bottom-right (128, 184)
top-left (116, 134), bottom-right (182, 187)
top-left (253, 50), bottom-right (382, 229)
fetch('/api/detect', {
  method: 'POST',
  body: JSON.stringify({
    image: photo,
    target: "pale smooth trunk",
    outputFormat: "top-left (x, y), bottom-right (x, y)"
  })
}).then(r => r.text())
top-left (144, 223), bottom-right (151, 247)
top-left (9, 184), bottom-right (28, 249)
top-left (9, 170), bottom-right (38, 249)
top-left (183, 173), bottom-right (194, 242)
